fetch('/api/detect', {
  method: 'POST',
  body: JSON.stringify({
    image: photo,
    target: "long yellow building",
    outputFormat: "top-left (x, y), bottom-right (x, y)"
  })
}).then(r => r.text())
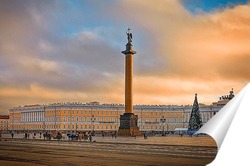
top-left (8, 102), bottom-right (222, 133)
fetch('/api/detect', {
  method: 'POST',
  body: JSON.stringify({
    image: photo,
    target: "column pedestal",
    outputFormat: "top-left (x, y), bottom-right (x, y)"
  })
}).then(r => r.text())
top-left (118, 113), bottom-right (140, 136)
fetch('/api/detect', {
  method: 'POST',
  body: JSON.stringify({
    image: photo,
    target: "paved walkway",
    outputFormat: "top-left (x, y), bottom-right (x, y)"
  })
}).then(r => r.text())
top-left (1, 133), bottom-right (217, 147)
top-left (0, 139), bottom-right (217, 166)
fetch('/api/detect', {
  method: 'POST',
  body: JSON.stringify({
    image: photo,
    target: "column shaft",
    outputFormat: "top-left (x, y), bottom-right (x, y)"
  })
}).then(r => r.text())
top-left (125, 54), bottom-right (133, 113)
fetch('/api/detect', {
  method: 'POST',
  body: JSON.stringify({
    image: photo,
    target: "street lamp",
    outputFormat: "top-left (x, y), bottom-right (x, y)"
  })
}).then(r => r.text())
top-left (54, 107), bottom-right (57, 130)
top-left (43, 106), bottom-right (46, 133)
top-left (70, 107), bottom-right (72, 132)
top-left (116, 107), bottom-right (119, 131)
top-left (91, 115), bottom-right (96, 134)
top-left (160, 116), bottom-right (166, 136)
top-left (76, 122), bottom-right (78, 133)
top-left (182, 107), bottom-right (185, 128)
top-left (140, 107), bottom-right (143, 131)
top-left (12, 110), bottom-right (14, 131)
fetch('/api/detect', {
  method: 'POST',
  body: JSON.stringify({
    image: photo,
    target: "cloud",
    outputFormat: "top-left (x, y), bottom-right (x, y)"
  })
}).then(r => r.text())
top-left (0, 0), bottom-right (250, 113)
top-left (104, 0), bottom-right (250, 104)
top-left (0, 0), bottom-right (127, 113)
top-left (110, 0), bottom-right (250, 79)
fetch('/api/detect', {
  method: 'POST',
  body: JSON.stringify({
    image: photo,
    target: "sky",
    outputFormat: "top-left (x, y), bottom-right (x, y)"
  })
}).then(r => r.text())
top-left (0, 0), bottom-right (250, 114)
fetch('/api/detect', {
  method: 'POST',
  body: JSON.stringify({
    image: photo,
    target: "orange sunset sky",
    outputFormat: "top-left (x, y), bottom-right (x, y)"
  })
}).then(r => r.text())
top-left (0, 0), bottom-right (250, 114)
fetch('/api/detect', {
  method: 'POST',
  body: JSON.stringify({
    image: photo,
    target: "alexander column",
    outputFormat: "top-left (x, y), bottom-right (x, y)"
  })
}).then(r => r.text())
top-left (118, 28), bottom-right (140, 136)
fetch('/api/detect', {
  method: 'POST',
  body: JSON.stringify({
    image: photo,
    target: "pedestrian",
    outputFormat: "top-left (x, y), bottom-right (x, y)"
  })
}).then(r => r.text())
top-left (79, 133), bottom-right (83, 141)
top-left (11, 132), bottom-right (14, 139)
top-left (44, 132), bottom-right (47, 140)
top-left (111, 133), bottom-right (114, 139)
top-left (89, 134), bottom-right (92, 142)
top-left (39, 132), bottom-right (42, 138)
top-left (33, 133), bottom-right (36, 139)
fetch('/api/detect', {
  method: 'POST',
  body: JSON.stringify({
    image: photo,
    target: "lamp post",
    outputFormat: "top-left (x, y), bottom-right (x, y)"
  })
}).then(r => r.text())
top-left (182, 107), bottom-right (185, 128)
top-left (160, 116), bottom-right (166, 136)
top-left (91, 115), bottom-right (96, 134)
top-left (43, 106), bottom-right (46, 133)
top-left (116, 107), bottom-right (119, 131)
top-left (54, 107), bottom-right (57, 130)
top-left (140, 107), bottom-right (143, 132)
top-left (70, 107), bottom-right (72, 133)
top-left (12, 110), bottom-right (14, 131)
top-left (76, 122), bottom-right (78, 133)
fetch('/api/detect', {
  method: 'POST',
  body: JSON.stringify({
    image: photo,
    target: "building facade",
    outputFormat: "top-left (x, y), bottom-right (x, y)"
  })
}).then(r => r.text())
top-left (212, 89), bottom-right (235, 106)
top-left (0, 115), bottom-right (9, 131)
top-left (8, 102), bottom-right (222, 133)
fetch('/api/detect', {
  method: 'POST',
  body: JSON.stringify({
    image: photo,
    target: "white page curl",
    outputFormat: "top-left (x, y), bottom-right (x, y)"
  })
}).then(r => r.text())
top-left (196, 83), bottom-right (250, 165)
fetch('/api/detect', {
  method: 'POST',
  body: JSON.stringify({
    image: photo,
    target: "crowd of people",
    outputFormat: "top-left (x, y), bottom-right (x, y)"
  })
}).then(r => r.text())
top-left (4, 130), bottom-right (169, 142)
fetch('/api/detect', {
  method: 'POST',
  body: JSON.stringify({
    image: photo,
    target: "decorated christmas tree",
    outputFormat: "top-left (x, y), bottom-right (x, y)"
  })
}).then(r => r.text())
top-left (187, 93), bottom-right (203, 134)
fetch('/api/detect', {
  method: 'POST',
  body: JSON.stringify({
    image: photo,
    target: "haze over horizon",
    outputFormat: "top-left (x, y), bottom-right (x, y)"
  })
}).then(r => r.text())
top-left (1, 0), bottom-right (249, 114)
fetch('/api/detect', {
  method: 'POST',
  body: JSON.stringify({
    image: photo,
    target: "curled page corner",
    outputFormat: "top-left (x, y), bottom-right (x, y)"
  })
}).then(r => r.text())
top-left (196, 83), bottom-right (250, 165)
